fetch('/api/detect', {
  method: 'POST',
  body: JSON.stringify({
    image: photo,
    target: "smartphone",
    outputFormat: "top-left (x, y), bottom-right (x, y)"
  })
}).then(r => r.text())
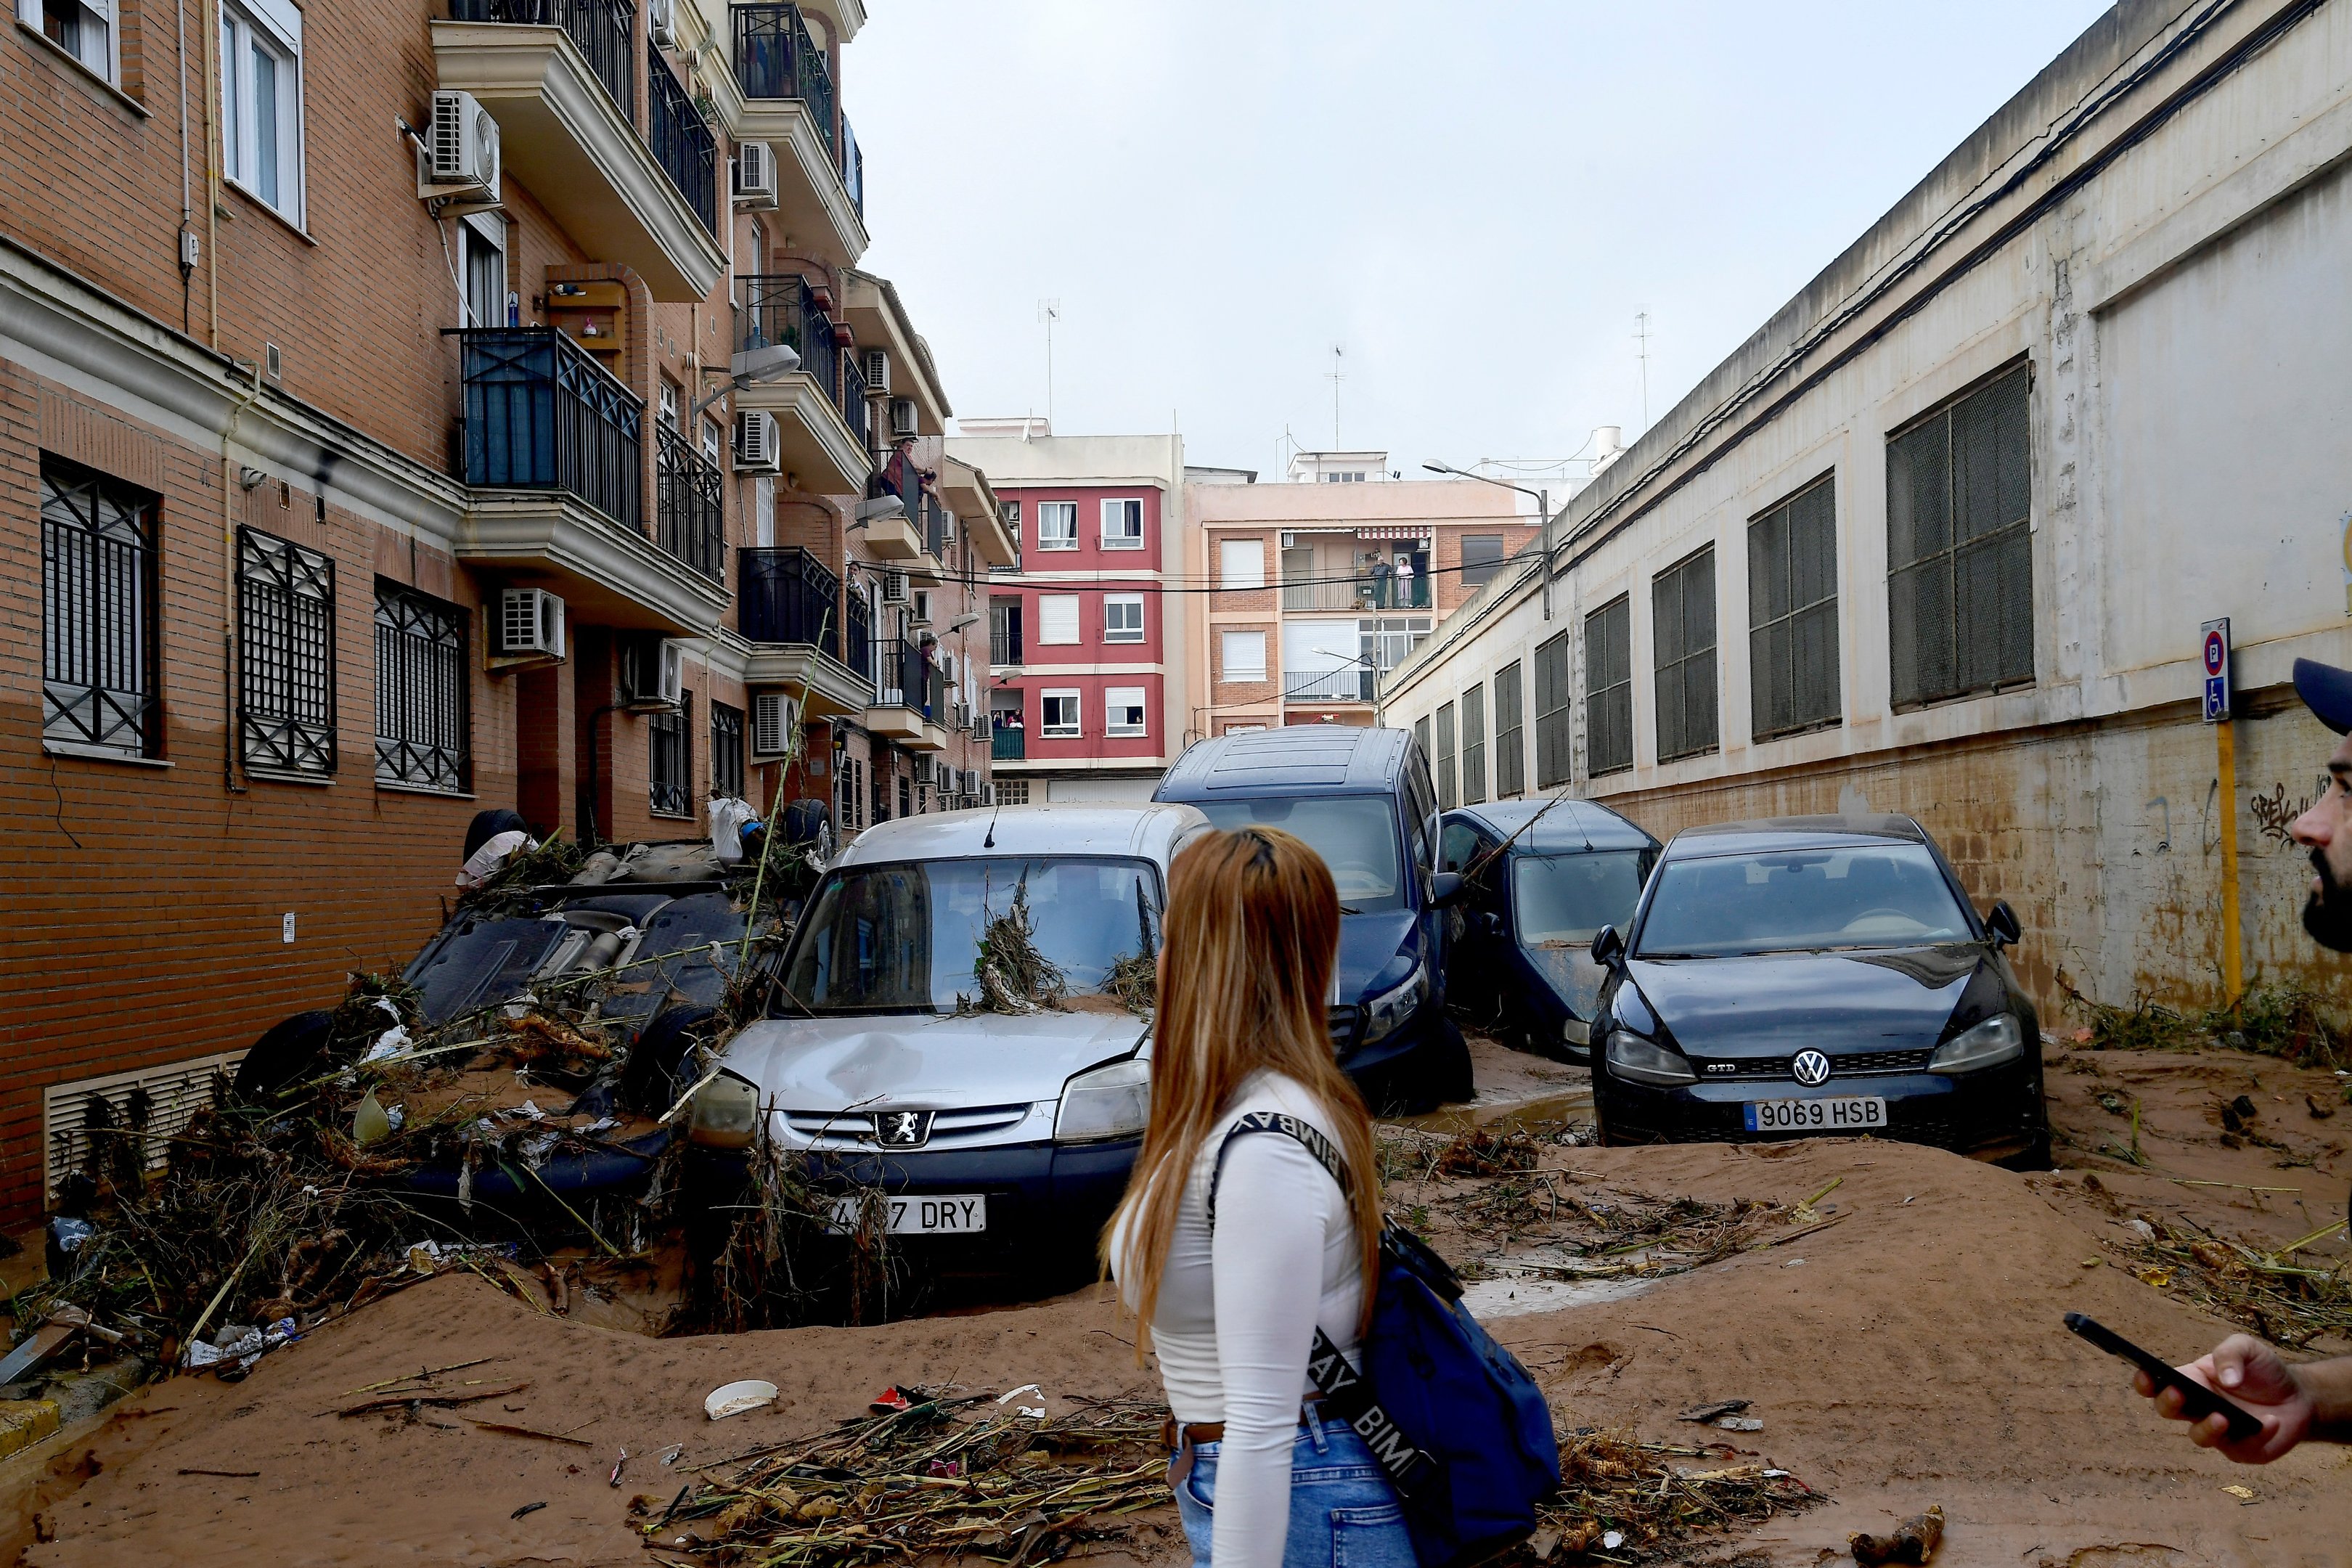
top-left (2065, 1312), bottom-right (2264, 1445)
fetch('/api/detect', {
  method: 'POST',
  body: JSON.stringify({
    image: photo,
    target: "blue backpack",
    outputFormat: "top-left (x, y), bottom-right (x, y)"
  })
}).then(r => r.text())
top-left (1212, 1111), bottom-right (1561, 1568)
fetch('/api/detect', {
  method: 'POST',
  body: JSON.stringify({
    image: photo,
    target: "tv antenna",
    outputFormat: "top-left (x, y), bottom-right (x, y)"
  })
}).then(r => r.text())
top-left (1635, 311), bottom-right (1651, 433)
top-left (1327, 345), bottom-right (1346, 447)
top-left (1038, 299), bottom-right (1061, 426)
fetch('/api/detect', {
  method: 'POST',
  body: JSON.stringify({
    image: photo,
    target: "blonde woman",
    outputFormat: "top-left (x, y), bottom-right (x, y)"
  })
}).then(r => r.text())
top-left (1108, 828), bottom-right (1415, 1568)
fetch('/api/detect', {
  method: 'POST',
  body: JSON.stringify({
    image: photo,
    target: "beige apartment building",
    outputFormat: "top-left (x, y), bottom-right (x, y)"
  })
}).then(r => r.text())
top-left (1185, 451), bottom-right (1536, 737)
top-left (0, 0), bottom-right (1005, 1225)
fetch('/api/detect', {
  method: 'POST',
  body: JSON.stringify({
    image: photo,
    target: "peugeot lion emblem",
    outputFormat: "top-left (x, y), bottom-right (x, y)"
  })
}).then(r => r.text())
top-left (1792, 1050), bottom-right (1832, 1087)
top-left (874, 1110), bottom-right (936, 1148)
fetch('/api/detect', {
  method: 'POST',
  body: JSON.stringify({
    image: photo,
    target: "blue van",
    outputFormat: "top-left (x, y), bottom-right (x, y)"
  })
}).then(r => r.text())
top-left (1154, 727), bottom-right (1472, 1109)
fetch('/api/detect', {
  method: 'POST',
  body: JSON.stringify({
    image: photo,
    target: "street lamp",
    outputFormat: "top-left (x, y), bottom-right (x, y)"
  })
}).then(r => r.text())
top-left (1424, 461), bottom-right (1557, 621)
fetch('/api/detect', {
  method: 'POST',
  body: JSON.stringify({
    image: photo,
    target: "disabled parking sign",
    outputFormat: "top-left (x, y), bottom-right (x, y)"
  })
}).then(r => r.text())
top-left (2201, 618), bottom-right (2231, 722)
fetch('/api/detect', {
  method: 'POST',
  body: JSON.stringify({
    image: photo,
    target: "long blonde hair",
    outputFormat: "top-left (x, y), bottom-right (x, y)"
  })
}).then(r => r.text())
top-left (1107, 826), bottom-right (1381, 1354)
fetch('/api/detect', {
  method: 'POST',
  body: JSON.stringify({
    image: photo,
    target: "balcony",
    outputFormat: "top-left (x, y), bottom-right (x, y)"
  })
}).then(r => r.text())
top-left (867, 638), bottom-right (948, 750)
top-left (431, 7), bottom-right (725, 301)
top-left (989, 619), bottom-right (1021, 669)
top-left (858, 458), bottom-right (929, 563)
top-left (992, 724), bottom-right (1025, 761)
top-left (736, 274), bottom-right (870, 494)
top-left (716, 3), bottom-right (868, 266)
top-left (735, 546), bottom-right (870, 716)
top-left (1284, 663), bottom-right (1376, 703)
top-left (942, 456), bottom-right (1015, 568)
top-left (654, 425), bottom-right (723, 579)
top-left (1282, 575), bottom-right (1373, 613)
top-left (452, 327), bottom-right (725, 634)
top-left (844, 589), bottom-right (873, 693)
top-left (646, 44), bottom-right (718, 235)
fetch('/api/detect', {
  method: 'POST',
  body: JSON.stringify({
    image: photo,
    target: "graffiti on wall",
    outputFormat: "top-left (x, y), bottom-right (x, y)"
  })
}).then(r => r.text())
top-left (2250, 779), bottom-right (2327, 850)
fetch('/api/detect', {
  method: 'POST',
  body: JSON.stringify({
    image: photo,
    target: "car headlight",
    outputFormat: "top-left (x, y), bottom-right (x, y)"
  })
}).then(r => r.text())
top-left (1054, 1057), bottom-right (1151, 1143)
top-left (1928, 1013), bottom-right (2025, 1073)
top-left (1561, 1018), bottom-right (1592, 1048)
top-left (687, 1070), bottom-right (762, 1148)
top-left (1604, 1028), bottom-right (1696, 1087)
top-left (1360, 962), bottom-right (1429, 1046)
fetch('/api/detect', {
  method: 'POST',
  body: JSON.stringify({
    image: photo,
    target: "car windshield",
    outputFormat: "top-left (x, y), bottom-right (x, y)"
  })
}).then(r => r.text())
top-left (783, 857), bottom-right (1161, 1013)
top-left (1513, 851), bottom-right (1652, 947)
top-left (1633, 844), bottom-right (1972, 957)
top-left (1191, 795), bottom-right (1405, 911)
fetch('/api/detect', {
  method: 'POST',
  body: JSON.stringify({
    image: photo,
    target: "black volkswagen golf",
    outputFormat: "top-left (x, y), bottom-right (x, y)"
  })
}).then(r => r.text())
top-left (1587, 814), bottom-right (2047, 1167)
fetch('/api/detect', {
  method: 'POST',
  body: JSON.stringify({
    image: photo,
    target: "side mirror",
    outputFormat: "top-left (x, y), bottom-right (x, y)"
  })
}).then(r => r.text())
top-left (1591, 923), bottom-right (1625, 969)
top-left (1430, 870), bottom-right (1465, 908)
top-left (1985, 901), bottom-right (2021, 948)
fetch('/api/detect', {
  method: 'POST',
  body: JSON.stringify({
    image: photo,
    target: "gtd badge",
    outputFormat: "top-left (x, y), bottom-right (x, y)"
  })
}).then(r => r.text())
top-left (873, 1110), bottom-right (936, 1148)
top-left (1792, 1050), bottom-right (1832, 1087)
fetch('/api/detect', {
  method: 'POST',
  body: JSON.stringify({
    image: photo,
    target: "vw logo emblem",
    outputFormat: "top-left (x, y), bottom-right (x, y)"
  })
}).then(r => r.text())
top-left (1792, 1050), bottom-right (1832, 1087)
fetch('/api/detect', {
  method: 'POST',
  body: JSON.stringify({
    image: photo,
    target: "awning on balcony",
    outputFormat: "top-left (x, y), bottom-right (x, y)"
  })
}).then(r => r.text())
top-left (431, 20), bottom-right (726, 301)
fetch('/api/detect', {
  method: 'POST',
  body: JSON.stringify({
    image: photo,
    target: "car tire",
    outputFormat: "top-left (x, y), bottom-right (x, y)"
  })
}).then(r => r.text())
top-left (1407, 1016), bottom-right (1474, 1109)
top-left (621, 1004), bottom-right (714, 1114)
top-left (231, 1010), bottom-right (338, 1102)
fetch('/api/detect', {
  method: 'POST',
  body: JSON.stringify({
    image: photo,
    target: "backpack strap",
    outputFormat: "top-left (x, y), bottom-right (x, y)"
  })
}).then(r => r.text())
top-left (1206, 1110), bottom-right (1350, 1226)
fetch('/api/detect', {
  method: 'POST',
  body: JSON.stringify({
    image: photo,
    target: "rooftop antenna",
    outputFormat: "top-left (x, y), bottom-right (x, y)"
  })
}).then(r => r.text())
top-left (1635, 311), bottom-right (1651, 434)
top-left (1037, 299), bottom-right (1061, 428)
top-left (1326, 344), bottom-right (1346, 448)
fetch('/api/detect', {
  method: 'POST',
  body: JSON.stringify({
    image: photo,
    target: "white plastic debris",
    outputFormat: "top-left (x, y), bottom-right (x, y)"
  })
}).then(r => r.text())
top-left (997, 1383), bottom-right (1048, 1418)
top-left (706, 1380), bottom-right (780, 1421)
top-left (1601, 1532), bottom-right (1624, 1551)
top-left (1717, 1416), bottom-right (1764, 1432)
top-left (2126, 1218), bottom-right (2158, 1242)
top-left (709, 797), bottom-right (759, 863)
top-left (361, 1025), bottom-right (412, 1064)
top-left (457, 829), bottom-right (535, 889)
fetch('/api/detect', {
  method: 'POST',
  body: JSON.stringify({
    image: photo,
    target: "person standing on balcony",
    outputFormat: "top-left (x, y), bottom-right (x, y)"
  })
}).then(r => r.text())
top-left (1392, 552), bottom-right (1415, 609)
top-left (1368, 553), bottom-right (1393, 609)
top-left (1108, 828), bottom-right (1413, 1568)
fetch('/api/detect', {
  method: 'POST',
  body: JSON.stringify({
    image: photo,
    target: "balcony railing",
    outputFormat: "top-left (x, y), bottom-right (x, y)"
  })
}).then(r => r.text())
top-left (876, 638), bottom-right (925, 710)
top-left (922, 494), bottom-right (948, 560)
top-left (734, 4), bottom-right (837, 151)
top-left (452, 0), bottom-right (634, 116)
top-left (738, 546), bottom-right (841, 653)
top-left (648, 45), bottom-right (717, 234)
top-left (454, 327), bottom-right (642, 529)
top-left (1285, 664), bottom-right (1373, 703)
top-left (989, 624), bottom-right (1021, 667)
top-left (1282, 575), bottom-right (1373, 612)
top-left (992, 724), bottom-right (1025, 761)
top-left (842, 114), bottom-right (864, 219)
top-left (742, 273), bottom-right (866, 430)
top-left (844, 589), bottom-right (873, 686)
top-left (656, 425), bottom-right (724, 580)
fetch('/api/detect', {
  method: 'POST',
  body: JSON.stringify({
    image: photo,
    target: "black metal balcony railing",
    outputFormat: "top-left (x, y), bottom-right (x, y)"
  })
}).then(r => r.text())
top-left (741, 272), bottom-right (859, 428)
top-left (453, 0), bottom-right (634, 116)
top-left (648, 45), bottom-right (717, 234)
top-left (992, 724), bottom-right (1024, 761)
top-left (876, 638), bottom-right (924, 710)
top-left (922, 494), bottom-right (947, 560)
top-left (454, 327), bottom-right (642, 529)
top-left (927, 661), bottom-right (946, 722)
top-left (655, 425), bottom-right (724, 580)
top-left (989, 621), bottom-right (1021, 667)
top-left (840, 347), bottom-right (869, 451)
top-left (842, 115), bottom-right (864, 219)
top-left (844, 589), bottom-right (873, 687)
top-left (733, 3), bottom-right (836, 153)
top-left (737, 546), bottom-right (839, 653)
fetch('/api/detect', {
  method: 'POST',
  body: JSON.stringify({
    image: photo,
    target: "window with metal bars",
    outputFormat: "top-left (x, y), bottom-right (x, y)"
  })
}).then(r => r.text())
top-left (1583, 598), bottom-right (1633, 777)
top-left (711, 700), bottom-right (746, 800)
top-left (373, 580), bottom-right (468, 791)
top-left (41, 455), bottom-right (160, 757)
top-left (1493, 661), bottom-right (1524, 798)
top-left (1460, 683), bottom-right (1487, 805)
top-left (1652, 546), bottom-right (1718, 762)
top-left (650, 693), bottom-right (694, 818)
top-left (1749, 474), bottom-right (1841, 740)
top-left (1535, 629), bottom-right (1575, 788)
top-left (238, 528), bottom-right (336, 775)
top-left (1434, 701), bottom-right (1457, 812)
top-left (1887, 364), bottom-right (2033, 709)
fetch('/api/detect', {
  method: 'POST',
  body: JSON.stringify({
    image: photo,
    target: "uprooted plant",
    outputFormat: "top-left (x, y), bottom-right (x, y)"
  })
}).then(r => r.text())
top-left (968, 879), bottom-right (1067, 1013)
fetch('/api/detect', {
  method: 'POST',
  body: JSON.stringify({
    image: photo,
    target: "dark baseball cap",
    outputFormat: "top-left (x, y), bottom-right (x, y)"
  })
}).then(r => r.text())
top-left (2293, 658), bottom-right (2352, 735)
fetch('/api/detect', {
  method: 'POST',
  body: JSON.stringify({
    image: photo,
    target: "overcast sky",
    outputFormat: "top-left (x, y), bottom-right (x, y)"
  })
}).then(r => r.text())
top-left (849, 1), bottom-right (2115, 483)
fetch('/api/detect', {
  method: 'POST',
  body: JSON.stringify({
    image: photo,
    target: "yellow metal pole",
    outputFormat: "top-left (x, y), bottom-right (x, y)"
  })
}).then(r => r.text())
top-left (2217, 716), bottom-right (2243, 1005)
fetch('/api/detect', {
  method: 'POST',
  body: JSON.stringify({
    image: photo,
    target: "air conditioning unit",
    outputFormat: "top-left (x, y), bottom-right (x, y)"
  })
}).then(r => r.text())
top-left (910, 589), bottom-right (932, 625)
top-left (734, 409), bottom-right (780, 473)
top-left (426, 90), bottom-right (501, 201)
top-left (862, 348), bottom-right (890, 393)
top-left (621, 634), bottom-right (685, 711)
top-left (751, 691), bottom-right (799, 758)
top-left (912, 755), bottom-right (935, 786)
top-left (881, 569), bottom-right (910, 606)
top-left (889, 397), bottom-right (917, 438)
top-left (732, 141), bottom-right (777, 208)
top-left (971, 712), bottom-right (991, 742)
top-left (496, 587), bottom-right (566, 658)
top-left (647, 0), bottom-right (677, 46)
top-left (981, 781), bottom-right (996, 807)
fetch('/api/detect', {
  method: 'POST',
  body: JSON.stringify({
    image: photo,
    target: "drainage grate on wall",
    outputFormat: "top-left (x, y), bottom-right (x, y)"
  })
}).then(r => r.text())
top-left (43, 1051), bottom-right (245, 1201)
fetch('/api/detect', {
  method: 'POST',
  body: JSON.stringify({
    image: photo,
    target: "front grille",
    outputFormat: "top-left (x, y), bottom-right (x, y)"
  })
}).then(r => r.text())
top-left (1695, 1048), bottom-right (1935, 1081)
top-left (1328, 1005), bottom-right (1363, 1055)
top-left (783, 1103), bottom-right (1036, 1150)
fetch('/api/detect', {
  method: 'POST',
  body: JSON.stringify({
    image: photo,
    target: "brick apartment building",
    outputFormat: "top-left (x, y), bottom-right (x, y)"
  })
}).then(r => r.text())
top-left (1184, 450), bottom-right (1536, 735)
top-left (0, 0), bottom-right (1008, 1225)
top-left (950, 424), bottom-right (1188, 804)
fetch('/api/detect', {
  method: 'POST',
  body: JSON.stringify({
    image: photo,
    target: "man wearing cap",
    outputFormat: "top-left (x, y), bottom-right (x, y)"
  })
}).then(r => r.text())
top-left (2131, 658), bottom-right (2352, 1459)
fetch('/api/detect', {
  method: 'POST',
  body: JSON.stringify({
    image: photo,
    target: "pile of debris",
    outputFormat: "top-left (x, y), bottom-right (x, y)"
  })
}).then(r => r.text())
top-left (966, 883), bottom-right (1069, 1015)
top-left (1510, 1431), bottom-right (1821, 1564)
top-left (652, 1389), bottom-right (1169, 1564)
top-left (2114, 1213), bottom-right (2352, 1350)
top-left (2064, 982), bottom-right (2349, 1071)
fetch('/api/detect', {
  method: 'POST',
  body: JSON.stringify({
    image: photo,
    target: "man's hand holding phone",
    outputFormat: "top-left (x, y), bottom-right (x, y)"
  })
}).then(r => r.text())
top-left (2133, 1334), bottom-right (2314, 1464)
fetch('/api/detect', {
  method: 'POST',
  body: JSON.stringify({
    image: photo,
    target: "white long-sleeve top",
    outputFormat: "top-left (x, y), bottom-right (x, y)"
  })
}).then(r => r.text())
top-left (1109, 1073), bottom-right (1364, 1568)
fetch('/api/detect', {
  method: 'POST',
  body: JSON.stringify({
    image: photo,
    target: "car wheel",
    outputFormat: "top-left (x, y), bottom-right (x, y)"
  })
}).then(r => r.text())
top-left (231, 1010), bottom-right (338, 1102)
top-left (1415, 1016), bottom-right (1475, 1108)
top-left (621, 1004), bottom-right (716, 1115)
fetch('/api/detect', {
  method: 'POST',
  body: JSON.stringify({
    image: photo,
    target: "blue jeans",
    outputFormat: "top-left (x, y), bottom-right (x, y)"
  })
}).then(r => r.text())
top-left (1172, 1416), bottom-right (1417, 1568)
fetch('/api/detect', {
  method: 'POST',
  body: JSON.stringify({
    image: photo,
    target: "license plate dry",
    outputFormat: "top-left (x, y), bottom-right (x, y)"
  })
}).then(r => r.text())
top-left (826, 1194), bottom-right (988, 1235)
top-left (1744, 1097), bottom-right (1887, 1132)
